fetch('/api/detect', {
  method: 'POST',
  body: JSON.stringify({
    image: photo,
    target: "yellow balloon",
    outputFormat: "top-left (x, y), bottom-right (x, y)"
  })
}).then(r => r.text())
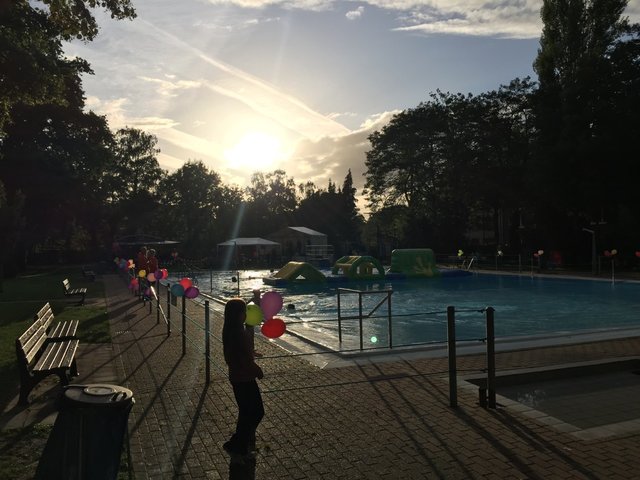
top-left (138, 269), bottom-right (146, 278)
top-left (245, 304), bottom-right (264, 327)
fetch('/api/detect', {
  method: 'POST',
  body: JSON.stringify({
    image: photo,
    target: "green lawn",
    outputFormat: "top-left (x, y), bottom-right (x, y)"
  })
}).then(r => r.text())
top-left (0, 267), bottom-right (110, 410)
top-left (0, 267), bottom-right (130, 479)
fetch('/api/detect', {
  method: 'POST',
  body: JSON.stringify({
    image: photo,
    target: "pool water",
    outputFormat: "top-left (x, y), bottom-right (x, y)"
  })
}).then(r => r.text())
top-left (172, 270), bottom-right (640, 349)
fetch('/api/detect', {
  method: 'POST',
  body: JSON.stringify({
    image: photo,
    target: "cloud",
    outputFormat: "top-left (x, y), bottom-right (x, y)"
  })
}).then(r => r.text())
top-left (194, 15), bottom-right (280, 31)
top-left (202, 0), bottom-right (544, 38)
top-left (84, 96), bottom-right (180, 131)
top-left (200, 0), bottom-right (638, 39)
top-left (205, 0), bottom-right (330, 11)
top-left (139, 19), bottom-right (350, 139)
top-left (327, 111), bottom-right (359, 120)
top-left (390, 1), bottom-right (542, 39)
top-left (138, 76), bottom-right (201, 97)
top-left (287, 110), bottom-right (399, 192)
top-left (346, 6), bottom-right (365, 20)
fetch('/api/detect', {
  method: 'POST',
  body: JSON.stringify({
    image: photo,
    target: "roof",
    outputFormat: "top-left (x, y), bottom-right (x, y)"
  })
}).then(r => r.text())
top-left (217, 237), bottom-right (280, 247)
top-left (288, 227), bottom-right (326, 237)
top-left (114, 234), bottom-right (180, 246)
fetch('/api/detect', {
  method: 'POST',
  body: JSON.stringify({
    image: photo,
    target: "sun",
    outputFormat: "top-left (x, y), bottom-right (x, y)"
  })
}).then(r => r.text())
top-left (223, 131), bottom-right (284, 171)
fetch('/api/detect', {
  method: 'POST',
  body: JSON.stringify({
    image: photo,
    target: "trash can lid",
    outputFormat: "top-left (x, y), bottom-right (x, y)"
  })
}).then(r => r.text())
top-left (64, 384), bottom-right (134, 407)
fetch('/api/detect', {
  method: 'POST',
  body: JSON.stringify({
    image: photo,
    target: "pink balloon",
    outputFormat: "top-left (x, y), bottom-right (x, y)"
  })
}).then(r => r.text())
top-left (147, 273), bottom-right (156, 282)
top-left (261, 291), bottom-right (283, 319)
top-left (261, 318), bottom-right (286, 338)
top-left (184, 286), bottom-right (200, 299)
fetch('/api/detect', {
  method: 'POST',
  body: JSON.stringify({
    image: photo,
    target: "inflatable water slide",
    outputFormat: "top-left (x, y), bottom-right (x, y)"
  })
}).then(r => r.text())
top-left (262, 248), bottom-right (468, 286)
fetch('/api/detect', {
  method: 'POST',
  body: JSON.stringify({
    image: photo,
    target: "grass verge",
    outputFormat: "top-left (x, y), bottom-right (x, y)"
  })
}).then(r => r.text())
top-left (0, 266), bottom-right (133, 479)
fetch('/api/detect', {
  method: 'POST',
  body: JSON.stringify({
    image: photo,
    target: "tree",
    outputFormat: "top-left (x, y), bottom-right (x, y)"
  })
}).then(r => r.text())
top-left (0, 1), bottom-right (136, 136)
top-left (532, 0), bottom-right (640, 226)
top-left (0, 180), bottom-right (25, 287)
top-left (0, 102), bottom-right (115, 256)
top-left (160, 161), bottom-right (231, 256)
top-left (364, 85), bottom-right (535, 251)
top-left (0, 2), bottom-right (91, 136)
top-left (244, 170), bottom-right (297, 235)
top-left (108, 128), bottom-right (164, 201)
top-left (21, 0), bottom-right (136, 42)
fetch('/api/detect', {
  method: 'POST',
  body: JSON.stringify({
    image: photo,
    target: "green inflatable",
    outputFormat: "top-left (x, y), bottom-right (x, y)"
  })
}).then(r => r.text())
top-left (389, 249), bottom-right (440, 277)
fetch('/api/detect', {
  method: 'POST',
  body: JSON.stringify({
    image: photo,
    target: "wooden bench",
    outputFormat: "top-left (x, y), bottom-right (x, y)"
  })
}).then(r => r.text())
top-left (16, 321), bottom-right (79, 405)
top-left (81, 265), bottom-right (96, 281)
top-left (35, 302), bottom-right (79, 340)
top-left (62, 278), bottom-right (87, 305)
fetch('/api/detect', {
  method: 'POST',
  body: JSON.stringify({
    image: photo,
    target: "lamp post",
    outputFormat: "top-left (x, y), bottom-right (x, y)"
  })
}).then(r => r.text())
top-left (582, 228), bottom-right (596, 275)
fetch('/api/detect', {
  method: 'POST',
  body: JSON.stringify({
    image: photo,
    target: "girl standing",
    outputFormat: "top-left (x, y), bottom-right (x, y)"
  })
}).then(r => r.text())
top-left (222, 298), bottom-right (264, 457)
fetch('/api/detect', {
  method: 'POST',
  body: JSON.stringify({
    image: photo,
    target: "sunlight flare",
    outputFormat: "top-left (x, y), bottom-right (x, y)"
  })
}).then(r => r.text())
top-left (224, 131), bottom-right (285, 171)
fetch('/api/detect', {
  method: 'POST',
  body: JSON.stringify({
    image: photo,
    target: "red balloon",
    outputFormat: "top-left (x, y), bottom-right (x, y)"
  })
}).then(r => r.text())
top-left (635, 251), bottom-right (640, 258)
top-left (179, 277), bottom-right (193, 289)
top-left (261, 318), bottom-right (286, 339)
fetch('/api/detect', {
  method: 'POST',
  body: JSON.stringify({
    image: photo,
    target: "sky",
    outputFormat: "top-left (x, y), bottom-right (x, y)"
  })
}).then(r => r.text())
top-left (64, 0), bottom-right (640, 202)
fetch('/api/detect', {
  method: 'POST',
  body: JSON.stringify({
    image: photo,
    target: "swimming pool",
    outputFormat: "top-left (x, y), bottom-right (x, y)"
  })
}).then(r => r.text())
top-left (174, 270), bottom-right (640, 350)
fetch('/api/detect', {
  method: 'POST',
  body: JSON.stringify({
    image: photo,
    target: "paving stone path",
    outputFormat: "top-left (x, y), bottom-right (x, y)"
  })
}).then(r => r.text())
top-left (102, 274), bottom-right (640, 479)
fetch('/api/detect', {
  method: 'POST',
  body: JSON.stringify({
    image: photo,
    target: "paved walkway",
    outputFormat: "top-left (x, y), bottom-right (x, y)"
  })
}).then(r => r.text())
top-left (18, 273), bottom-right (640, 479)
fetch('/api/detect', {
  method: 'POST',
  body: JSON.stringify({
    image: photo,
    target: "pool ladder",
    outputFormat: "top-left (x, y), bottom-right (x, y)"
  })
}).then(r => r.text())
top-left (463, 256), bottom-right (477, 271)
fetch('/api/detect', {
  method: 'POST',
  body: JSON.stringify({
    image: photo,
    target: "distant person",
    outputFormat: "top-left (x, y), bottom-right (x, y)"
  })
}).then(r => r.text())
top-left (222, 298), bottom-right (264, 459)
top-left (147, 248), bottom-right (158, 278)
top-left (136, 246), bottom-right (148, 277)
top-left (136, 246), bottom-right (148, 297)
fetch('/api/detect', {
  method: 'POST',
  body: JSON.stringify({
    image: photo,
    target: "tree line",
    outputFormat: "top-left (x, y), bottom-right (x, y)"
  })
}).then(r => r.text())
top-left (1, 0), bottom-right (639, 278)
top-left (364, 0), bottom-right (640, 267)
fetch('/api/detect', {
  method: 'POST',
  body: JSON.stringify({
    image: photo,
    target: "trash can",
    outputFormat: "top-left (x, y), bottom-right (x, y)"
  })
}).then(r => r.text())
top-left (36, 384), bottom-right (134, 480)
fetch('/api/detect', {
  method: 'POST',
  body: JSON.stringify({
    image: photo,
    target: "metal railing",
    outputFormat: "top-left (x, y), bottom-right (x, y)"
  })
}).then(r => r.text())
top-left (143, 276), bottom-right (500, 410)
top-left (337, 288), bottom-right (392, 350)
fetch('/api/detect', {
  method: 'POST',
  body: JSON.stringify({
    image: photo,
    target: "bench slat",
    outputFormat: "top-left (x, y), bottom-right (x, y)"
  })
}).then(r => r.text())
top-left (39, 309), bottom-right (55, 330)
top-left (34, 339), bottom-right (78, 372)
top-left (49, 320), bottom-right (79, 339)
top-left (35, 303), bottom-right (79, 340)
top-left (19, 326), bottom-right (49, 364)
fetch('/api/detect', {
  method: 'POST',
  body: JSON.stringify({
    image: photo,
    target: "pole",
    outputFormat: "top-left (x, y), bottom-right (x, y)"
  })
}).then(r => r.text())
top-left (337, 289), bottom-right (342, 344)
top-left (358, 292), bottom-right (363, 351)
top-left (205, 301), bottom-right (211, 384)
top-left (612, 259), bottom-right (615, 284)
top-left (486, 307), bottom-right (496, 409)
top-left (181, 296), bottom-right (186, 356)
top-left (447, 306), bottom-right (457, 408)
top-left (166, 284), bottom-right (171, 336)
top-left (387, 291), bottom-right (393, 349)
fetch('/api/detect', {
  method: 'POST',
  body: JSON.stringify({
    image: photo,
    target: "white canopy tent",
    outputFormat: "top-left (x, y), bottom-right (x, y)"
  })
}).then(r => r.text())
top-left (216, 237), bottom-right (281, 267)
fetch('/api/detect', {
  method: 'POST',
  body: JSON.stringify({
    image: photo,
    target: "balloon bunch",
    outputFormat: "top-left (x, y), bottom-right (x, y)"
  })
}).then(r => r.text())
top-left (246, 291), bottom-right (286, 339)
top-left (603, 249), bottom-right (618, 257)
top-left (114, 257), bottom-right (135, 271)
top-left (533, 249), bottom-right (544, 258)
top-left (147, 268), bottom-right (169, 283)
top-left (170, 277), bottom-right (200, 299)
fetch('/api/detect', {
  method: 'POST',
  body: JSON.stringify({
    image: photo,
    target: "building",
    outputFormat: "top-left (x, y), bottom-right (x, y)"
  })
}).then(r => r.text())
top-left (266, 227), bottom-right (333, 266)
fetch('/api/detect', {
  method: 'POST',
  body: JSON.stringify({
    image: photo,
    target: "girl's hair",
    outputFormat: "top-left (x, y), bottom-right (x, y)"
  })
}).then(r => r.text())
top-left (222, 298), bottom-right (246, 354)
